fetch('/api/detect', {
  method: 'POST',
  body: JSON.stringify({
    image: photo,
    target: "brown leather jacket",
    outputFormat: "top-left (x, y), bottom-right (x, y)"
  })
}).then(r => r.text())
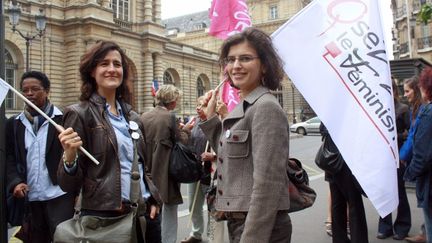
top-left (57, 93), bottom-right (161, 211)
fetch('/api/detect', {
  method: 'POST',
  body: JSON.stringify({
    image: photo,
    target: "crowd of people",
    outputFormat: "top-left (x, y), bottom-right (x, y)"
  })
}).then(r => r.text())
top-left (4, 26), bottom-right (432, 243)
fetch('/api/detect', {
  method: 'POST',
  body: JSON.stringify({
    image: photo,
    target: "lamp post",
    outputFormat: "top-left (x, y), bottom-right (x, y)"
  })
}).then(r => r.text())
top-left (291, 83), bottom-right (296, 124)
top-left (7, 2), bottom-right (46, 71)
top-left (0, 0), bottom-right (7, 241)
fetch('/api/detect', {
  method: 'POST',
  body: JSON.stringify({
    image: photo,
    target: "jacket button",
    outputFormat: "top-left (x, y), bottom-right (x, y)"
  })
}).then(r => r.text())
top-left (219, 158), bottom-right (223, 163)
top-left (218, 189), bottom-right (223, 195)
top-left (219, 141), bottom-right (222, 146)
top-left (227, 202), bottom-right (230, 206)
top-left (232, 135), bottom-right (239, 141)
top-left (218, 174), bottom-right (222, 180)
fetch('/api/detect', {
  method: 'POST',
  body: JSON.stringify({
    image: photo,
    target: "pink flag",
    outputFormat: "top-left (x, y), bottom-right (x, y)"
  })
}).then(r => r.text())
top-left (220, 78), bottom-right (240, 112)
top-left (209, 0), bottom-right (252, 40)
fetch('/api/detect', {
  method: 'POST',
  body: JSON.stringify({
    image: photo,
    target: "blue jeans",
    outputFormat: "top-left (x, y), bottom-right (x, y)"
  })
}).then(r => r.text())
top-left (378, 166), bottom-right (411, 236)
top-left (423, 207), bottom-right (432, 243)
top-left (161, 203), bottom-right (178, 243)
top-left (187, 182), bottom-right (209, 240)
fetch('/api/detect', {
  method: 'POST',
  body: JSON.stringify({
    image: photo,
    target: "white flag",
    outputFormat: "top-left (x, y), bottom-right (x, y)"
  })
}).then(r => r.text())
top-left (0, 78), bottom-right (10, 106)
top-left (272, 0), bottom-right (398, 217)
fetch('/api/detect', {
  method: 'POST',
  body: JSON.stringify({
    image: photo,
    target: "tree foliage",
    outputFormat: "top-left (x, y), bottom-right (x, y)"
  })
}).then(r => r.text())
top-left (419, 3), bottom-right (432, 24)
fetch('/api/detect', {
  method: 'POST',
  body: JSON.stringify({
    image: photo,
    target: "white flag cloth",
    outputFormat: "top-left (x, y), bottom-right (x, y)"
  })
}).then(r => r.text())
top-left (272, 0), bottom-right (398, 217)
top-left (0, 78), bottom-right (10, 106)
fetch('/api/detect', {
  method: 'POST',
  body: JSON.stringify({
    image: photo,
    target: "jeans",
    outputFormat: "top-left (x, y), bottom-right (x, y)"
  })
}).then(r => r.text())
top-left (161, 203), bottom-right (178, 243)
top-left (187, 182), bottom-right (209, 240)
top-left (378, 166), bottom-right (411, 236)
top-left (423, 207), bottom-right (432, 243)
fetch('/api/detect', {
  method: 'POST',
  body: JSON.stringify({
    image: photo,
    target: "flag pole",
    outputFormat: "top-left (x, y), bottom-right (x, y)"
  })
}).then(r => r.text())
top-left (0, 0), bottom-right (8, 240)
top-left (187, 142), bottom-right (210, 227)
top-left (0, 78), bottom-right (100, 165)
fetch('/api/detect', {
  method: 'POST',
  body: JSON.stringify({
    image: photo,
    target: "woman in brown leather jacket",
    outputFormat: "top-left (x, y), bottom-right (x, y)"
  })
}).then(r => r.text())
top-left (57, 40), bottom-right (161, 242)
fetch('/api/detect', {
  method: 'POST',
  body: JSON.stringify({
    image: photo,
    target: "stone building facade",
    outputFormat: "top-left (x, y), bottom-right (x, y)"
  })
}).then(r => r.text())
top-left (163, 0), bottom-right (315, 121)
top-left (392, 0), bottom-right (432, 61)
top-left (4, 0), bottom-right (315, 121)
top-left (3, 0), bottom-right (220, 118)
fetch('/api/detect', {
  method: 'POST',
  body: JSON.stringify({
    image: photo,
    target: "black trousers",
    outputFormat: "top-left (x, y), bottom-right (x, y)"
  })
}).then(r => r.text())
top-left (144, 212), bottom-right (161, 243)
top-left (378, 165), bottom-right (411, 236)
top-left (329, 165), bottom-right (368, 243)
top-left (26, 193), bottom-right (75, 243)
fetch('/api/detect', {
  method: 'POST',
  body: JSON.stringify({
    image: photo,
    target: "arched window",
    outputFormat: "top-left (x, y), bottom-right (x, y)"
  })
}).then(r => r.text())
top-left (197, 76), bottom-right (205, 97)
top-left (5, 49), bottom-right (18, 109)
top-left (163, 71), bottom-right (174, 84)
top-left (112, 0), bottom-right (130, 21)
top-left (273, 85), bottom-right (283, 108)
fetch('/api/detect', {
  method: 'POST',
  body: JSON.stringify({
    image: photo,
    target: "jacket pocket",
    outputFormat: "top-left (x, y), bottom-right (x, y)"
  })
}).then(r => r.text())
top-left (88, 125), bottom-right (108, 156)
top-left (83, 177), bottom-right (101, 199)
top-left (226, 130), bottom-right (249, 158)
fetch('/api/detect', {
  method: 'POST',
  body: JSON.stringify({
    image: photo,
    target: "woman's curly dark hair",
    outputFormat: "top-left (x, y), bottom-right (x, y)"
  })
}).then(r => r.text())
top-left (218, 27), bottom-right (284, 90)
top-left (79, 40), bottom-right (131, 103)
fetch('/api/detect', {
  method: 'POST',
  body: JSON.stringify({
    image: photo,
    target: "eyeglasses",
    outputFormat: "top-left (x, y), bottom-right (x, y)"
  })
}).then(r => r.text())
top-left (21, 87), bottom-right (44, 94)
top-left (223, 55), bottom-right (259, 66)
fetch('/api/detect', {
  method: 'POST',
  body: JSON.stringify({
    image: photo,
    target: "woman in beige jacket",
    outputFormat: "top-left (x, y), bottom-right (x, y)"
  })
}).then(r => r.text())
top-left (197, 27), bottom-right (292, 243)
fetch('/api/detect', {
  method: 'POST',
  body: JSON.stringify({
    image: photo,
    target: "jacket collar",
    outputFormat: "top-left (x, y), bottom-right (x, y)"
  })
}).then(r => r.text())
top-left (89, 93), bottom-right (132, 116)
top-left (225, 85), bottom-right (270, 120)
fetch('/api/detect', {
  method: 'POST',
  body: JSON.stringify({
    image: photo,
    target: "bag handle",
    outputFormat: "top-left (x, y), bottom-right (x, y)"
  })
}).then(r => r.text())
top-left (170, 113), bottom-right (177, 145)
top-left (129, 122), bottom-right (141, 205)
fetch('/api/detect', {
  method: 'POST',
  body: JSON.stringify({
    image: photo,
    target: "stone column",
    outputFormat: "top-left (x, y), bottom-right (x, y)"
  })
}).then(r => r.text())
top-left (153, 52), bottom-right (163, 83)
top-left (142, 51), bottom-right (154, 112)
top-left (144, 0), bottom-right (153, 22)
top-left (154, 0), bottom-right (161, 24)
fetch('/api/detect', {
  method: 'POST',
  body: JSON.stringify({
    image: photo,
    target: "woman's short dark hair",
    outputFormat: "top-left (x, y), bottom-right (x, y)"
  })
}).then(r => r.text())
top-left (218, 27), bottom-right (284, 90)
top-left (419, 67), bottom-right (432, 102)
top-left (20, 71), bottom-right (51, 91)
top-left (79, 40), bottom-right (131, 102)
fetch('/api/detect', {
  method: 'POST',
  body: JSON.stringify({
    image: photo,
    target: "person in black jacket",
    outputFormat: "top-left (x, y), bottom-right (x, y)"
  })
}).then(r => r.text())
top-left (376, 79), bottom-right (411, 240)
top-left (320, 123), bottom-right (369, 243)
top-left (5, 71), bottom-right (75, 242)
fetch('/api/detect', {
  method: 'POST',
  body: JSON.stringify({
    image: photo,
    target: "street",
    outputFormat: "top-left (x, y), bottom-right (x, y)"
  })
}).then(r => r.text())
top-left (8, 134), bottom-right (425, 243)
top-left (176, 134), bottom-right (424, 243)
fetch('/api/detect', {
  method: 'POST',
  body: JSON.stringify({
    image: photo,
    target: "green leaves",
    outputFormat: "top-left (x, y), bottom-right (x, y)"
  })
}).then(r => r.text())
top-left (419, 4), bottom-right (432, 24)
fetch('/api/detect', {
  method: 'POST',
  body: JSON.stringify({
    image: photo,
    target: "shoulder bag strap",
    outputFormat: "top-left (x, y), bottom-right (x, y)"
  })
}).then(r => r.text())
top-left (170, 113), bottom-right (177, 144)
top-left (129, 136), bottom-right (141, 205)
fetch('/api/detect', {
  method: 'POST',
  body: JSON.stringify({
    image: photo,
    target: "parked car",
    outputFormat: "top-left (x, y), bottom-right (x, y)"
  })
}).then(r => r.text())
top-left (290, 116), bottom-right (321, 135)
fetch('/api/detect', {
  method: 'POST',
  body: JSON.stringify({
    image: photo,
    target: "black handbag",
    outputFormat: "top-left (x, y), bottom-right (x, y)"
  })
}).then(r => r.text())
top-left (169, 142), bottom-right (203, 183)
top-left (314, 136), bottom-right (344, 174)
top-left (287, 158), bottom-right (316, 213)
top-left (168, 115), bottom-right (203, 183)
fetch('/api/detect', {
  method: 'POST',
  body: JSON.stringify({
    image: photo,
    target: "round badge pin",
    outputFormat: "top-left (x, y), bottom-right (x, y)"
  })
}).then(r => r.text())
top-left (225, 130), bottom-right (231, 138)
top-left (131, 131), bottom-right (140, 140)
top-left (129, 121), bottom-right (139, 131)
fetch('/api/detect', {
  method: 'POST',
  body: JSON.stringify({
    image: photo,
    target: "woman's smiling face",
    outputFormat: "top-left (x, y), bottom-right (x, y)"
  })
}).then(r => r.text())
top-left (225, 41), bottom-right (264, 97)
